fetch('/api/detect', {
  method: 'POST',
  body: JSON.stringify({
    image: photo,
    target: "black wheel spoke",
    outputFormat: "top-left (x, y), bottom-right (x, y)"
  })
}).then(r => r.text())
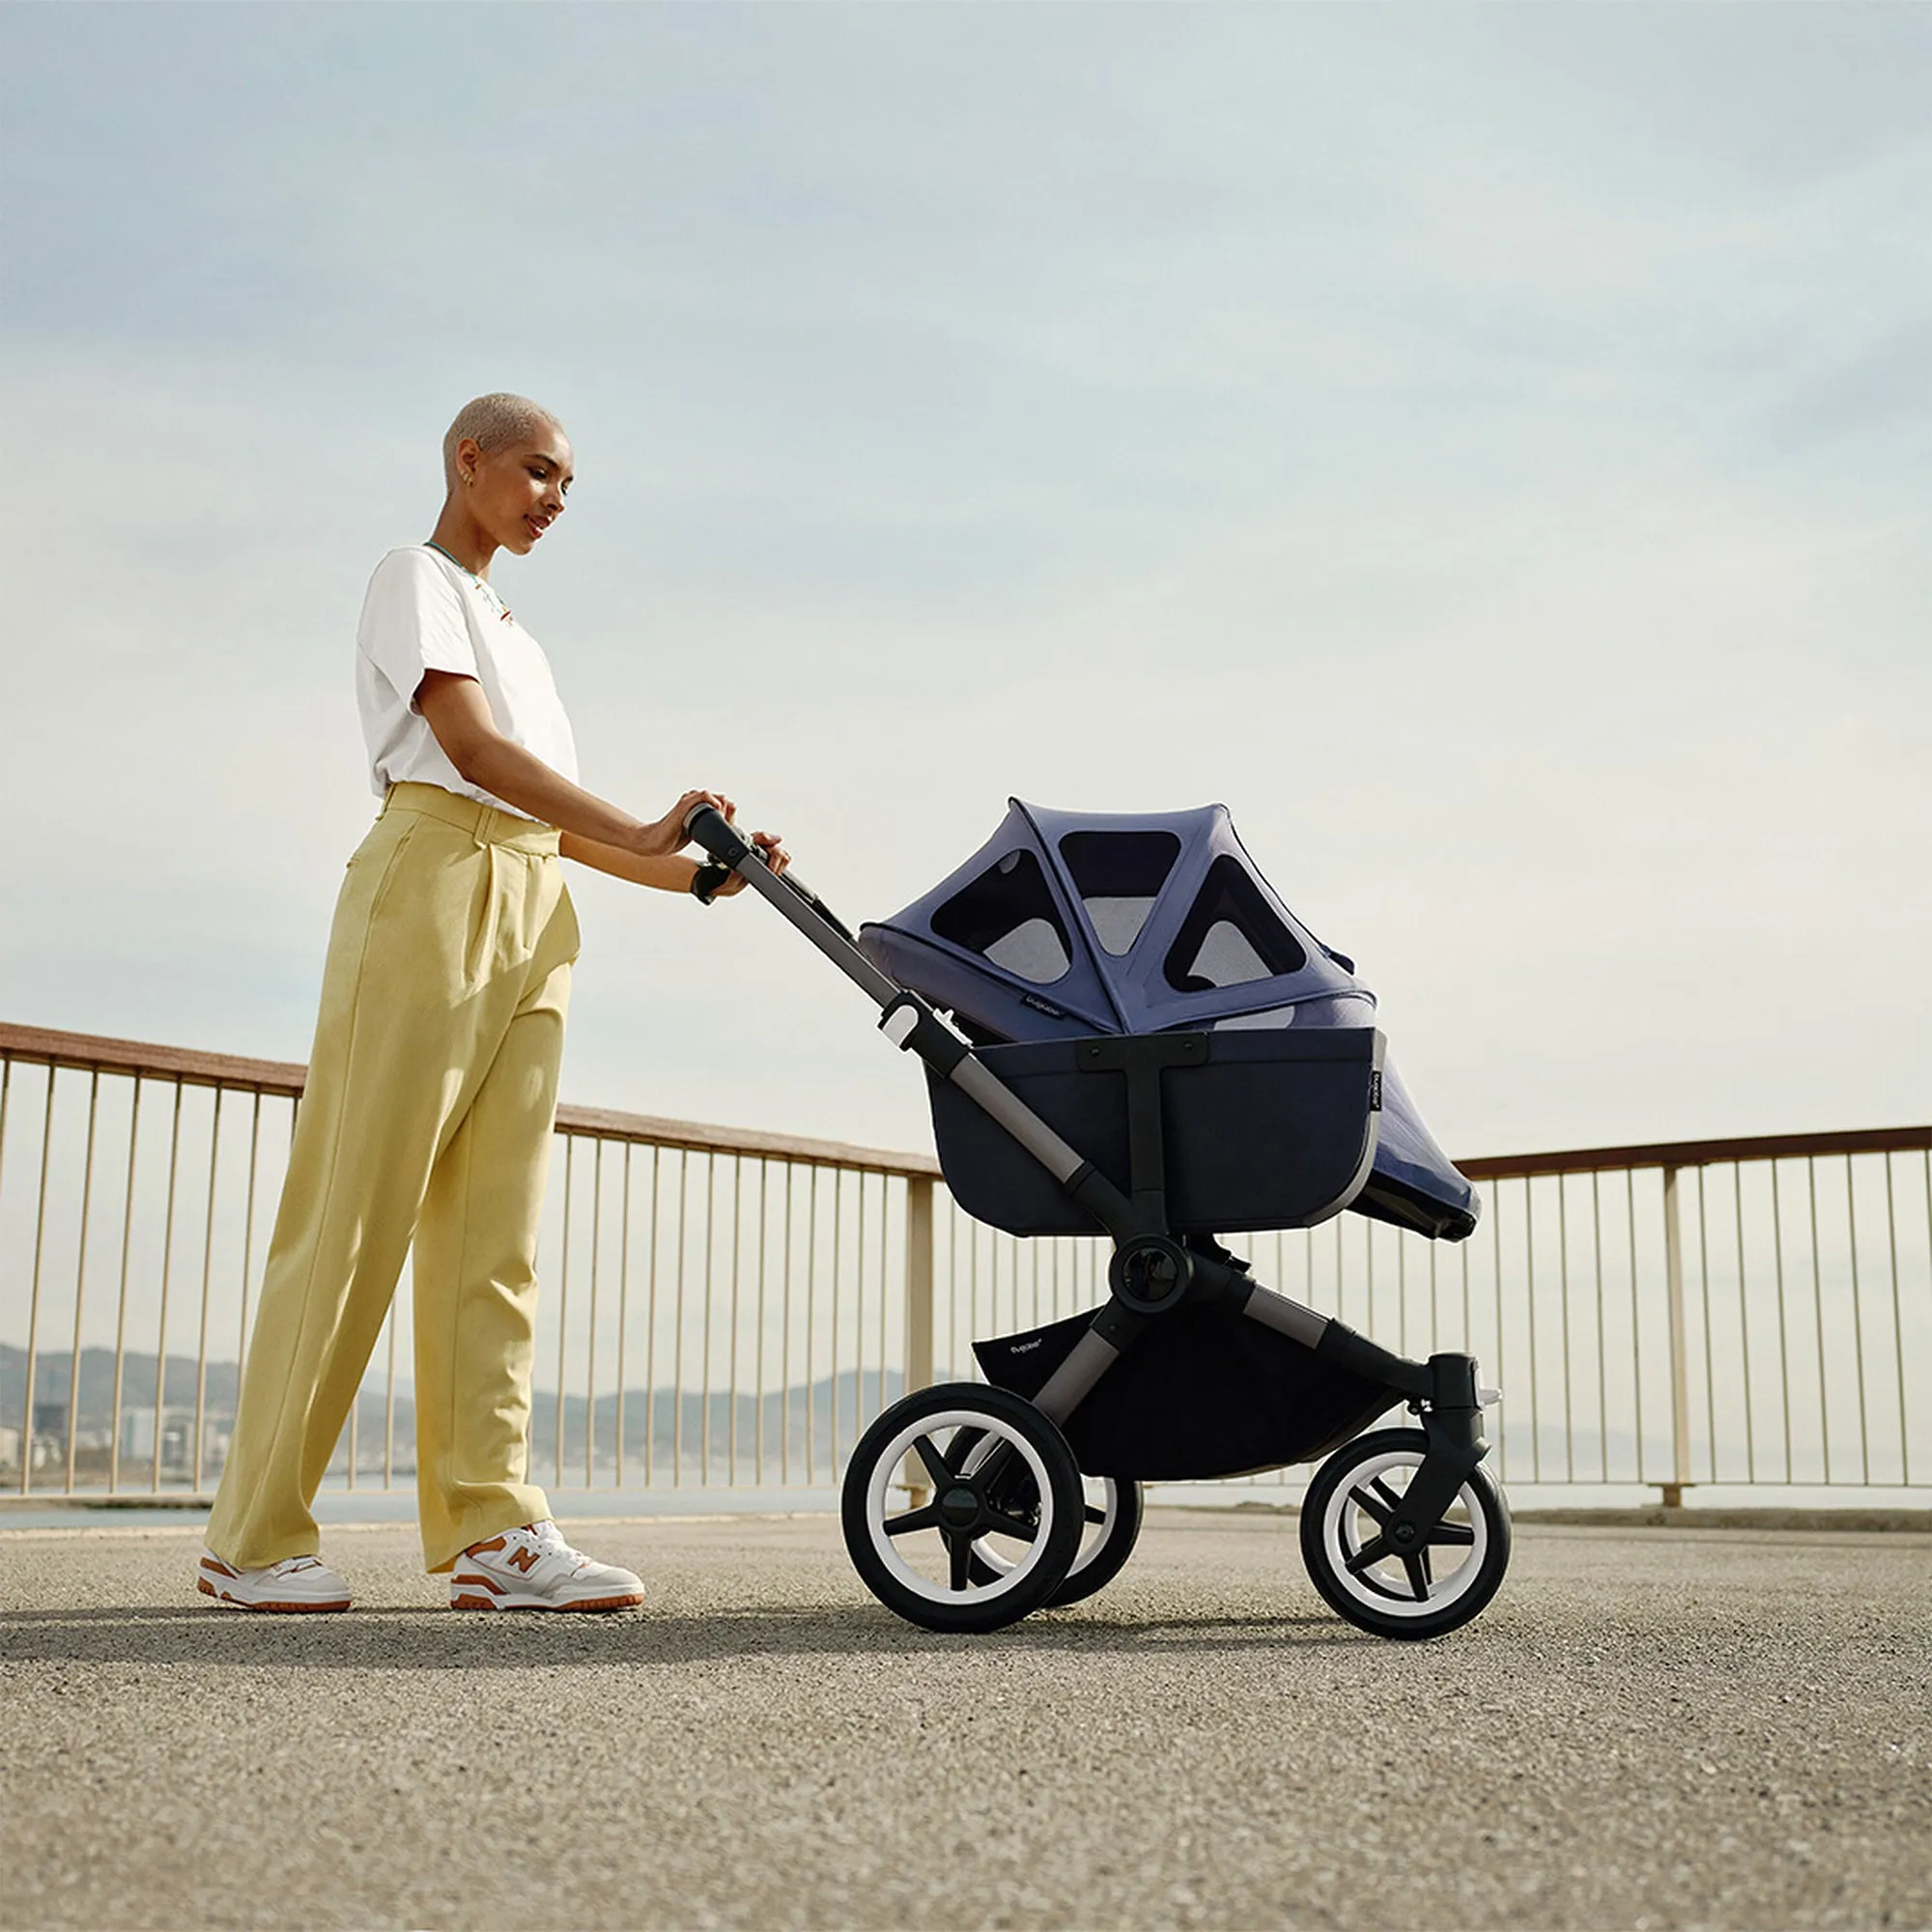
top-left (1084, 1505), bottom-right (1107, 1525)
top-left (913, 1435), bottom-right (952, 1488)
top-left (948, 1532), bottom-right (973, 1592)
top-left (1345, 1532), bottom-right (1393, 1575)
top-left (883, 1505), bottom-right (940, 1538)
top-left (1298, 1435), bottom-right (1509, 1637)
top-left (1349, 1482), bottom-right (1395, 1528)
top-left (983, 1510), bottom-right (1039, 1544)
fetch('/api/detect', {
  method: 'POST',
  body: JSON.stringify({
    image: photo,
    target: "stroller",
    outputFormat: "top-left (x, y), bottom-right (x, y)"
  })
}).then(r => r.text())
top-left (688, 799), bottom-right (1508, 1640)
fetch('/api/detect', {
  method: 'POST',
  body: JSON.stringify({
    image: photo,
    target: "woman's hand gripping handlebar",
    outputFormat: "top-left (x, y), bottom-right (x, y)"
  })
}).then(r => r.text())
top-left (680, 801), bottom-right (789, 905)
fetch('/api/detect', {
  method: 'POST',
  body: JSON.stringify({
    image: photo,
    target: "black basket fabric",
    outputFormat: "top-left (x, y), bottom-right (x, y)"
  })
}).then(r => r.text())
top-left (972, 1303), bottom-right (1398, 1482)
top-left (929, 1028), bottom-right (1381, 1237)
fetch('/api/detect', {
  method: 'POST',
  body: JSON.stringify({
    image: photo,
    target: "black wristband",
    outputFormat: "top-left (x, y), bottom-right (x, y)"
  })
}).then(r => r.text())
top-left (691, 861), bottom-right (733, 905)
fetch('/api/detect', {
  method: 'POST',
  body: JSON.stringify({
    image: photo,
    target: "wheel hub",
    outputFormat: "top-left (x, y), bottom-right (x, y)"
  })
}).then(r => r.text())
top-left (938, 1484), bottom-right (980, 1527)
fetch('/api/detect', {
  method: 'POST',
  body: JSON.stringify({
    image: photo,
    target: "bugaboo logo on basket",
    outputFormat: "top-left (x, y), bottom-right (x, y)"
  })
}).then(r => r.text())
top-left (1020, 994), bottom-right (1066, 1019)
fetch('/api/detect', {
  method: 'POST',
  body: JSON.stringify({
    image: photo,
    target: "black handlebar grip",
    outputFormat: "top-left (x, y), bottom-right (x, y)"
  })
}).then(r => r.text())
top-left (683, 803), bottom-right (753, 867)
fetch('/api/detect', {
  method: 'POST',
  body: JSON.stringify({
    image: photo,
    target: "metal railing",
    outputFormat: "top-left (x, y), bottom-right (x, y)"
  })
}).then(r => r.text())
top-left (3, 1020), bottom-right (1927, 1505)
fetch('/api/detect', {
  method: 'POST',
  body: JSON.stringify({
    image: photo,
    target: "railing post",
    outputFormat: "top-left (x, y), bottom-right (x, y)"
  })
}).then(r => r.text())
top-left (1661, 1164), bottom-right (1691, 1508)
top-left (903, 1176), bottom-right (935, 1505)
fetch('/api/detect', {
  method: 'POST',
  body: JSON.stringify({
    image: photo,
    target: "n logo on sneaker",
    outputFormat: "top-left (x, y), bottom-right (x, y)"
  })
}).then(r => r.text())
top-left (507, 1547), bottom-right (541, 1574)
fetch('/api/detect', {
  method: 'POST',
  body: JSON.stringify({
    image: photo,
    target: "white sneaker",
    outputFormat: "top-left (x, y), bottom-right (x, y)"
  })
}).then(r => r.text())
top-left (197, 1548), bottom-right (352, 1613)
top-left (449, 1520), bottom-right (644, 1613)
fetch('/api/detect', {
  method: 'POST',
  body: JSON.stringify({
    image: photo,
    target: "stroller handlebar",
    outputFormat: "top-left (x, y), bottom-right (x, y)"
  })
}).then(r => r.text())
top-left (682, 801), bottom-right (749, 865)
top-left (681, 802), bottom-right (876, 973)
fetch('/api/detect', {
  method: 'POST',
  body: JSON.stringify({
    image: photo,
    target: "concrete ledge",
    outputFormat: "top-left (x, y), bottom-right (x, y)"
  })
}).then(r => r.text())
top-left (0, 1493), bottom-right (216, 1512)
top-left (1223, 1497), bottom-right (1932, 1532)
top-left (7, 1492), bottom-right (1929, 1534)
top-left (1514, 1505), bottom-right (1932, 1532)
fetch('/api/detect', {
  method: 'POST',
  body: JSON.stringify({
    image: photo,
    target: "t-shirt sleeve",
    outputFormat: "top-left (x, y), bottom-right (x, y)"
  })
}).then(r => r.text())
top-left (356, 549), bottom-right (479, 711)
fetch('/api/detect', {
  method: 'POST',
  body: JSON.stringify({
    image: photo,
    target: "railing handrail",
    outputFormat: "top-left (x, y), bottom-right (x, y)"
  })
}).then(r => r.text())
top-left (1460, 1123), bottom-right (1932, 1180)
top-left (552, 1103), bottom-right (939, 1178)
top-left (0, 1020), bottom-right (940, 1179)
top-left (8, 1020), bottom-right (1927, 1184)
top-left (0, 1022), bottom-right (307, 1098)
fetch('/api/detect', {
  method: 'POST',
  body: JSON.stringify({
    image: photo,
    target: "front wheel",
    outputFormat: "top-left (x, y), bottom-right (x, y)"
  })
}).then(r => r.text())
top-left (1299, 1428), bottom-right (1511, 1639)
top-left (841, 1383), bottom-right (1084, 1634)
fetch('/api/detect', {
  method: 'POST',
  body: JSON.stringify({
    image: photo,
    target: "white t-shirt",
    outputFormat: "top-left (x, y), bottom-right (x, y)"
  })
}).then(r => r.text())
top-left (355, 545), bottom-right (579, 821)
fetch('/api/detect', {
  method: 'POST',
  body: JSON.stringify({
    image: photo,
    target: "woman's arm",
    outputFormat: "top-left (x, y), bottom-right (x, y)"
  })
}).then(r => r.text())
top-left (554, 836), bottom-right (702, 891)
top-left (557, 830), bottom-right (789, 894)
top-left (415, 670), bottom-right (727, 860)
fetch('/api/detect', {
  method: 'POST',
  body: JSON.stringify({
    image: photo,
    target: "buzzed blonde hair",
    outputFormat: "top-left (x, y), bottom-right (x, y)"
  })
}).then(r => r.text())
top-left (442, 393), bottom-right (565, 486)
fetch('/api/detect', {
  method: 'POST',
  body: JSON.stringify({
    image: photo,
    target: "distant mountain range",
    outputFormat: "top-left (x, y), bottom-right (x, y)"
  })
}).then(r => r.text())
top-left (2, 1345), bottom-right (1662, 1484)
top-left (0, 1343), bottom-right (904, 1468)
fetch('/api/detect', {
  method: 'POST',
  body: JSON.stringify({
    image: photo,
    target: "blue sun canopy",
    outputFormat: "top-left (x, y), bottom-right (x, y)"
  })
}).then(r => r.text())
top-left (859, 801), bottom-right (1479, 1239)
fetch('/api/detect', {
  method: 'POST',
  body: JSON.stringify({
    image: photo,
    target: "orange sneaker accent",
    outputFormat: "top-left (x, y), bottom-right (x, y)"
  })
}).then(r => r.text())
top-left (200, 1557), bottom-right (238, 1579)
top-left (507, 1546), bottom-right (541, 1574)
top-left (203, 1589), bottom-right (350, 1613)
top-left (466, 1536), bottom-right (509, 1554)
top-left (447, 1588), bottom-right (644, 1614)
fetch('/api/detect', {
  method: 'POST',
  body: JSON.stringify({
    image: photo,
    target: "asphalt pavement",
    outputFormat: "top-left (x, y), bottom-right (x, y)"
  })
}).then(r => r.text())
top-left (2, 1511), bottom-right (1927, 1930)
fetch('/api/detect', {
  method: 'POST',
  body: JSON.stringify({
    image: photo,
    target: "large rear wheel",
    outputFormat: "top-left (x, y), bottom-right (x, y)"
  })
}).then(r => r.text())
top-left (841, 1383), bottom-right (1083, 1634)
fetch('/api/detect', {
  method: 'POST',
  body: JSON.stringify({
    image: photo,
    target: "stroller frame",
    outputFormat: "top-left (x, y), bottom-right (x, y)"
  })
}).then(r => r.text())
top-left (689, 808), bottom-right (1508, 1639)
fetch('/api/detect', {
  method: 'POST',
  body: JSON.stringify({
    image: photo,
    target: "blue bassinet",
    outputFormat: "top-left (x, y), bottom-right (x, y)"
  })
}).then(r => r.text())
top-left (858, 799), bottom-right (1478, 1241)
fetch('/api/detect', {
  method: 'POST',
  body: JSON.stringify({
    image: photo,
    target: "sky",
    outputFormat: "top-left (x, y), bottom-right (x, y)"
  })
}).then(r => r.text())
top-left (3, 2), bottom-right (1929, 1165)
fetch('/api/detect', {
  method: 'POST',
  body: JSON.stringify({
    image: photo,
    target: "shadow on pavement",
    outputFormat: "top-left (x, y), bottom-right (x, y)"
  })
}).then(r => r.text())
top-left (0, 1600), bottom-right (1357, 1668)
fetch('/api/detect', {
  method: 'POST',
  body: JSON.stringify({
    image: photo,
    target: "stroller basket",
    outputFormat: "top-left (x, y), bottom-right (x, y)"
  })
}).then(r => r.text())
top-left (930, 1026), bottom-right (1382, 1236)
top-left (974, 1302), bottom-right (1395, 1481)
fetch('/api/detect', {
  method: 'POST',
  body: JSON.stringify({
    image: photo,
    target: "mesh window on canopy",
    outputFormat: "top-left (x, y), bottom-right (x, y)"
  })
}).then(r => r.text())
top-left (1058, 829), bottom-right (1181, 956)
top-left (1164, 855), bottom-right (1307, 992)
top-left (930, 848), bottom-right (1072, 984)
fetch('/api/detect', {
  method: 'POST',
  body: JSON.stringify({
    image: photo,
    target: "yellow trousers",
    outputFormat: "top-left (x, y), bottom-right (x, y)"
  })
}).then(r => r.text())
top-left (208, 783), bottom-right (580, 1573)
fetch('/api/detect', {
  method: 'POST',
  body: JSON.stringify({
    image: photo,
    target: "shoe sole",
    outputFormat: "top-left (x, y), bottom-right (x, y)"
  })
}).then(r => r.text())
top-left (197, 1577), bottom-right (352, 1613)
top-left (449, 1574), bottom-right (644, 1613)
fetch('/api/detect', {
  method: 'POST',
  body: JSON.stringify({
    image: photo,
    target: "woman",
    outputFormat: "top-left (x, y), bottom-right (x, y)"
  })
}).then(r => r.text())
top-left (199, 393), bottom-right (782, 1613)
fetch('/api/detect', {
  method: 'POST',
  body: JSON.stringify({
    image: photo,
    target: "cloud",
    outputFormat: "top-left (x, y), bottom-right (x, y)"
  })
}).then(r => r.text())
top-left (3, 4), bottom-right (1930, 1161)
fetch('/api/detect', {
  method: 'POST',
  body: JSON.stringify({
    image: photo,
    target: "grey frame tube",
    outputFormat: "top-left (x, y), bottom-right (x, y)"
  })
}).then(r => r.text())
top-left (1239, 1284), bottom-right (1332, 1350)
top-left (726, 853), bottom-right (903, 1009)
top-left (725, 847), bottom-right (1094, 1187)
top-left (1030, 1327), bottom-right (1122, 1427)
top-left (948, 1055), bottom-right (1088, 1187)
